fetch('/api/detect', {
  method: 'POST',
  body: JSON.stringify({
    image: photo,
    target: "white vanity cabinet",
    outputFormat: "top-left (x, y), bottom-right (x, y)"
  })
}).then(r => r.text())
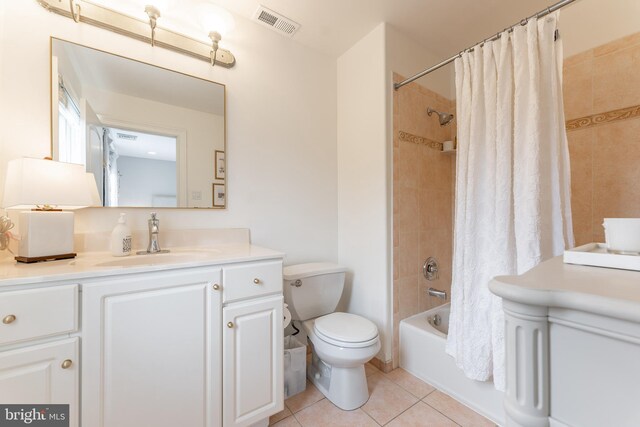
top-left (0, 285), bottom-right (80, 427)
top-left (81, 267), bottom-right (223, 427)
top-left (222, 260), bottom-right (284, 427)
top-left (0, 245), bottom-right (284, 427)
top-left (78, 256), bottom-right (284, 427)
top-left (0, 339), bottom-right (79, 422)
top-left (223, 297), bottom-right (283, 427)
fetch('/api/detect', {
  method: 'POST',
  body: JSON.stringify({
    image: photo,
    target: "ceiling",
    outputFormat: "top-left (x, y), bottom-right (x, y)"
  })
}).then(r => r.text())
top-left (213, 0), bottom-right (565, 57)
top-left (54, 38), bottom-right (225, 116)
top-left (86, 0), bottom-right (640, 62)
top-left (85, 0), bottom-right (640, 59)
top-left (89, 0), bottom-right (569, 58)
top-left (110, 127), bottom-right (177, 161)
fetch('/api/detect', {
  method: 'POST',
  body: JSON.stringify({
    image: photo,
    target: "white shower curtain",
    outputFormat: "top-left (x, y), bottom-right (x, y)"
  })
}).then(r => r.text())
top-left (103, 129), bottom-right (119, 207)
top-left (445, 12), bottom-right (574, 391)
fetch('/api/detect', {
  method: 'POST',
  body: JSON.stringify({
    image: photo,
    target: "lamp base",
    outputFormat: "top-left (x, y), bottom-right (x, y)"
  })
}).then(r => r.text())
top-left (18, 211), bottom-right (75, 259)
top-left (15, 253), bottom-right (77, 264)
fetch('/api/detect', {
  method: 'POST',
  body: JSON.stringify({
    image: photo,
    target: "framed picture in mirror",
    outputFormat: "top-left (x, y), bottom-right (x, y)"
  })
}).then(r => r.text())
top-left (215, 150), bottom-right (225, 180)
top-left (212, 184), bottom-right (225, 208)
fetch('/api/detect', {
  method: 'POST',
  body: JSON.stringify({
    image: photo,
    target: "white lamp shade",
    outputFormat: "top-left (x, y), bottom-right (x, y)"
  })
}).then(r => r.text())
top-left (2, 158), bottom-right (96, 209)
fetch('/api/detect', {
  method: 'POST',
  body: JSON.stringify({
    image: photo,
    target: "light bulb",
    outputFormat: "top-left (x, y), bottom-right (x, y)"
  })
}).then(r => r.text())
top-left (199, 4), bottom-right (235, 37)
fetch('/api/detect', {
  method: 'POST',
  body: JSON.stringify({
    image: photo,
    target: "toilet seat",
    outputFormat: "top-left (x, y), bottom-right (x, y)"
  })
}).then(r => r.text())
top-left (313, 312), bottom-right (379, 348)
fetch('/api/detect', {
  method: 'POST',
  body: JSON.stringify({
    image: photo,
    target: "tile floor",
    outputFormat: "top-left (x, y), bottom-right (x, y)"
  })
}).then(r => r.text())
top-left (270, 362), bottom-right (495, 427)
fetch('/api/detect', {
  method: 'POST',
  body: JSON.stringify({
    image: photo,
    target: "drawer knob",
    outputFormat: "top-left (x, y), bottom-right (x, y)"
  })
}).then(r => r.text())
top-left (2, 314), bottom-right (16, 325)
top-left (253, 278), bottom-right (261, 285)
top-left (227, 322), bottom-right (234, 329)
top-left (61, 359), bottom-right (73, 369)
top-left (212, 284), bottom-right (220, 291)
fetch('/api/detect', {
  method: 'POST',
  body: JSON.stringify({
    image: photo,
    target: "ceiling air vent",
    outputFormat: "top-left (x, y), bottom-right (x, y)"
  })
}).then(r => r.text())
top-left (253, 6), bottom-right (300, 37)
top-left (116, 132), bottom-right (137, 141)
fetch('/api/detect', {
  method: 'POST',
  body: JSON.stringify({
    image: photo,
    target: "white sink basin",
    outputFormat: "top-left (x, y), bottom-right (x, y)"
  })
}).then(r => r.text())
top-left (95, 249), bottom-right (219, 268)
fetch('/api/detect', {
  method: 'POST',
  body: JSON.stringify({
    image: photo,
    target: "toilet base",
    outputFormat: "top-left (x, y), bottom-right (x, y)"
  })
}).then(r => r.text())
top-left (307, 347), bottom-right (370, 410)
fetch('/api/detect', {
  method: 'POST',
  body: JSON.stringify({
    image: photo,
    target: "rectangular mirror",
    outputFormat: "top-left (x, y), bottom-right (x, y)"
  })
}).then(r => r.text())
top-left (50, 38), bottom-right (226, 208)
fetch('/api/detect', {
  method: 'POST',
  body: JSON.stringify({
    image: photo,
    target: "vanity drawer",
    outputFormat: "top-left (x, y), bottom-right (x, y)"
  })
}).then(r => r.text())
top-left (0, 285), bottom-right (78, 346)
top-left (223, 260), bottom-right (283, 303)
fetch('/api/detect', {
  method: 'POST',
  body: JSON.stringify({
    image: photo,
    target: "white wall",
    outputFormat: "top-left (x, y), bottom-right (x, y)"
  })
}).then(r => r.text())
top-left (337, 23), bottom-right (392, 361)
top-left (335, 22), bottom-right (454, 363)
top-left (386, 25), bottom-right (455, 99)
top-left (55, 48), bottom-right (84, 102)
top-left (0, 1), bottom-right (338, 265)
top-left (334, 21), bottom-right (457, 363)
top-left (118, 156), bottom-right (176, 207)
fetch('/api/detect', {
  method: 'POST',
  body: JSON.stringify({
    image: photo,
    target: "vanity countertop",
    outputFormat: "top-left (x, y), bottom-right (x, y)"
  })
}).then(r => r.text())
top-left (0, 244), bottom-right (284, 288)
top-left (490, 255), bottom-right (640, 322)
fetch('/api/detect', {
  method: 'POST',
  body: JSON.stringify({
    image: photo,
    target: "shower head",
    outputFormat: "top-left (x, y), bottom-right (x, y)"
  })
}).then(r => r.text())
top-left (427, 107), bottom-right (454, 126)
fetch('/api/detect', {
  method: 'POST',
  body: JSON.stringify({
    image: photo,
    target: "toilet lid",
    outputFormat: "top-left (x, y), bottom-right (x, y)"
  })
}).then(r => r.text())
top-left (314, 312), bottom-right (378, 344)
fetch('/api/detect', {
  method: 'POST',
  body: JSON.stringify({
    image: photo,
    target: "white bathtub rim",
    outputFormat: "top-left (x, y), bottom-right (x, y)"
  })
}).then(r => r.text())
top-left (400, 306), bottom-right (505, 426)
top-left (403, 304), bottom-right (449, 339)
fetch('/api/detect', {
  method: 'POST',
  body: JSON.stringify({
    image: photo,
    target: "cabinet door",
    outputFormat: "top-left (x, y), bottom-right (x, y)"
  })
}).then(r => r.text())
top-left (0, 338), bottom-right (79, 427)
top-left (82, 268), bottom-right (222, 427)
top-left (223, 295), bottom-right (283, 427)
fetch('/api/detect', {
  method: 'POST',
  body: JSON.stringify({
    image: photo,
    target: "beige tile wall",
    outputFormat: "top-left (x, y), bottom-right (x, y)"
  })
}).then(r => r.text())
top-left (392, 73), bottom-right (455, 367)
top-left (564, 31), bottom-right (640, 245)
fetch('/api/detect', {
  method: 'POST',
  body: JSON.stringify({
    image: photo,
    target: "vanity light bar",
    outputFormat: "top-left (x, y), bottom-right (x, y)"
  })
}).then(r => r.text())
top-left (36, 0), bottom-right (236, 68)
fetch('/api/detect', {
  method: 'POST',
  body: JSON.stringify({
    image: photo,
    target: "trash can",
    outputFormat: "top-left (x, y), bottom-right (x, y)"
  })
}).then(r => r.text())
top-left (283, 335), bottom-right (307, 399)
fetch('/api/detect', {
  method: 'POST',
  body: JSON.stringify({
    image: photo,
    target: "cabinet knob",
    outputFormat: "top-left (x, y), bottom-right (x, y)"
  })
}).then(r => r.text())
top-left (212, 284), bottom-right (220, 291)
top-left (227, 322), bottom-right (234, 329)
top-left (2, 314), bottom-right (16, 324)
top-left (253, 278), bottom-right (261, 285)
top-left (61, 359), bottom-right (73, 369)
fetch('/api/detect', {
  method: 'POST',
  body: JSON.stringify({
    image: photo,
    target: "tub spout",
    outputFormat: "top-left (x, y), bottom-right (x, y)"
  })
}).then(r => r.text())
top-left (428, 287), bottom-right (447, 300)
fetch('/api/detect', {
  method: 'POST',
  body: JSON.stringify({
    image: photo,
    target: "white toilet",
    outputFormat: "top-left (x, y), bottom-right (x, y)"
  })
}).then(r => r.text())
top-left (283, 263), bottom-right (380, 410)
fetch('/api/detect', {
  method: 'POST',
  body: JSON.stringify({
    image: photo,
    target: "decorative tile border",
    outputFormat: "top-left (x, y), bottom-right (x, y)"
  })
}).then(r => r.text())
top-left (401, 104), bottom-right (640, 139)
top-left (398, 130), bottom-right (443, 151)
top-left (566, 104), bottom-right (640, 131)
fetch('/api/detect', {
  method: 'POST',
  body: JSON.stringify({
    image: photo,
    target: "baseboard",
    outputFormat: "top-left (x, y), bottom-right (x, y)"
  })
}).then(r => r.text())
top-left (370, 356), bottom-right (393, 373)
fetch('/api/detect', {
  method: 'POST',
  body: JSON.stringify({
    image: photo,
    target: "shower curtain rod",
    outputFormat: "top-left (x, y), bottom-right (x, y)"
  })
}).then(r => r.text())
top-left (394, 0), bottom-right (577, 90)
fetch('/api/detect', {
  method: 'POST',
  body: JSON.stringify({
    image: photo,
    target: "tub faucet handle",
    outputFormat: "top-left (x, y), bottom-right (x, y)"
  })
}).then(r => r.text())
top-left (423, 257), bottom-right (439, 281)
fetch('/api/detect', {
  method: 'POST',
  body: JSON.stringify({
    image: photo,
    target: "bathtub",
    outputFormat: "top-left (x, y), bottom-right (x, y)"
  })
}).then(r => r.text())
top-left (399, 304), bottom-right (505, 425)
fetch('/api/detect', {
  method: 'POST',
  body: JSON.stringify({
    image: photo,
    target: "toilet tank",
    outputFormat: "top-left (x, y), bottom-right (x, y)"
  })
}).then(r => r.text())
top-left (283, 263), bottom-right (347, 321)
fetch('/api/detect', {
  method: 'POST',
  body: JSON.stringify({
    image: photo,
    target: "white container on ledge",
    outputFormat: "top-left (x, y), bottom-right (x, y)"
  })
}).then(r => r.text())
top-left (442, 140), bottom-right (456, 154)
top-left (603, 218), bottom-right (640, 255)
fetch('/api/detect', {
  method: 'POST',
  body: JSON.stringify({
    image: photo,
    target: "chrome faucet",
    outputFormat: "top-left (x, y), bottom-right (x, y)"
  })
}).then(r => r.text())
top-left (147, 212), bottom-right (161, 253)
top-left (137, 212), bottom-right (169, 255)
